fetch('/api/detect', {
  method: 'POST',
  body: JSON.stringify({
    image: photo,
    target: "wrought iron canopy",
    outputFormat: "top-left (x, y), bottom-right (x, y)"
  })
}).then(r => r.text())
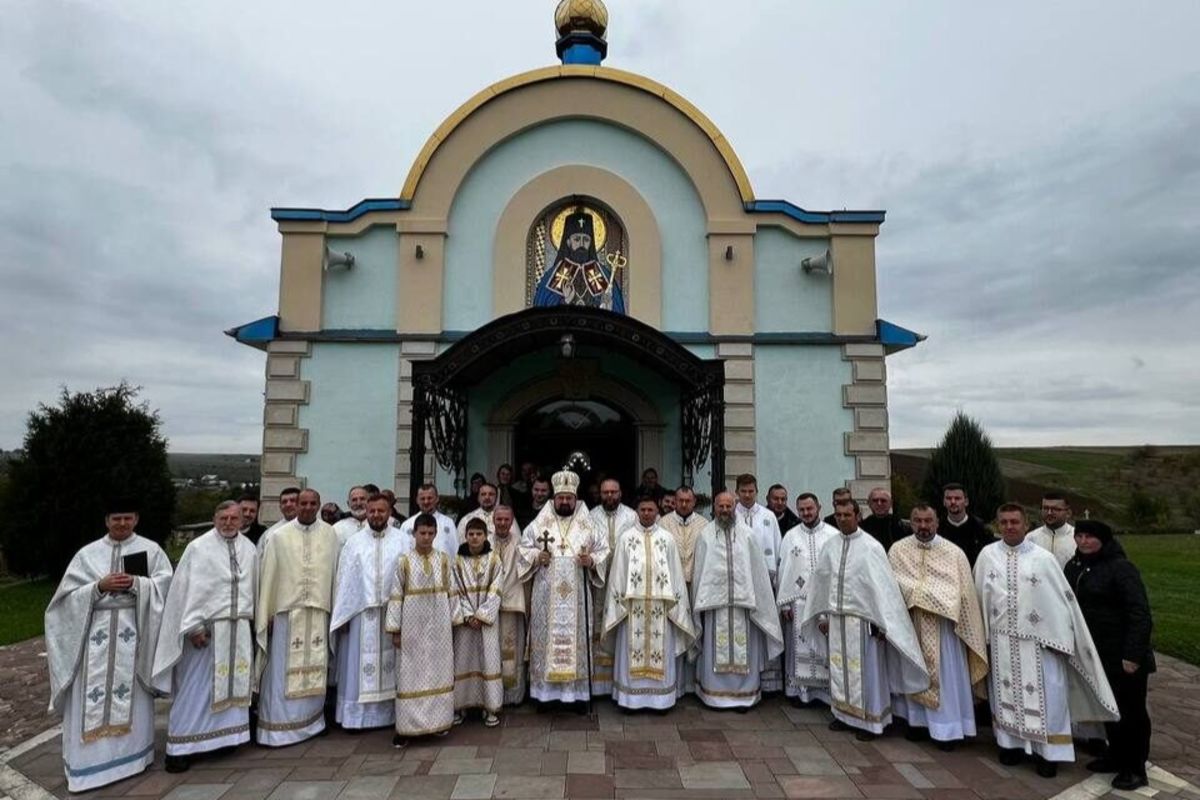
top-left (408, 306), bottom-right (725, 506)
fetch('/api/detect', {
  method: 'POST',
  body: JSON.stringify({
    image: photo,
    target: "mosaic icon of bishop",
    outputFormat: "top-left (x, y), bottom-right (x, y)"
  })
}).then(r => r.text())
top-left (533, 207), bottom-right (626, 313)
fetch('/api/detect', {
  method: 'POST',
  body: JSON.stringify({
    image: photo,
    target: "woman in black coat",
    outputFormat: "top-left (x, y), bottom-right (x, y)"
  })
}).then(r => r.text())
top-left (1063, 520), bottom-right (1155, 792)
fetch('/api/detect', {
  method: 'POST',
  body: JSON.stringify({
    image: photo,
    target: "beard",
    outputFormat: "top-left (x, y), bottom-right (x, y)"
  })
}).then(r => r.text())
top-left (554, 500), bottom-right (576, 517)
top-left (715, 513), bottom-right (733, 531)
top-left (568, 246), bottom-right (590, 263)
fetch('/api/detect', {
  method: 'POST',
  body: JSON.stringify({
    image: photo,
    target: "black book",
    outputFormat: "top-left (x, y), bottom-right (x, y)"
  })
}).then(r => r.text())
top-left (122, 551), bottom-right (149, 578)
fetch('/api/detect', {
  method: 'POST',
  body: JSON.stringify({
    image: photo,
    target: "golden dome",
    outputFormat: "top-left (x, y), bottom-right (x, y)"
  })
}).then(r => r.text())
top-left (554, 0), bottom-right (608, 39)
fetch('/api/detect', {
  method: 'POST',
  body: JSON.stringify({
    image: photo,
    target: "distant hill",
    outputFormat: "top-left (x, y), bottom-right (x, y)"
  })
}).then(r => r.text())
top-left (893, 445), bottom-right (1200, 530)
top-left (168, 453), bottom-right (261, 485)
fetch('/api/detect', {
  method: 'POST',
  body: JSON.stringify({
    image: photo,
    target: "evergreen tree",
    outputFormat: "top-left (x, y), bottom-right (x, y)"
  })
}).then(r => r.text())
top-left (0, 383), bottom-right (175, 577)
top-left (920, 412), bottom-right (1007, 522)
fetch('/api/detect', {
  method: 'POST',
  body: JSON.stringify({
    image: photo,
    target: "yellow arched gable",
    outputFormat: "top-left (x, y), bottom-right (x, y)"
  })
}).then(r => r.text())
top-left (399, 65), bottom-right (756, 218)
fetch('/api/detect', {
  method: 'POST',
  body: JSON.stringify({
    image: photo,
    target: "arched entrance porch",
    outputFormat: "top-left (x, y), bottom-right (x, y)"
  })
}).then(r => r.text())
top-left (408, 306), bottom-right (725, 508)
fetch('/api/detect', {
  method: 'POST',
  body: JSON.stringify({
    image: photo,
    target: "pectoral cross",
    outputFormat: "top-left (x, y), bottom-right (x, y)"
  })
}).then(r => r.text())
top-left (550, 263), bottom-right (572, 291)
top-left (537, 530), bottom-right (555, 552)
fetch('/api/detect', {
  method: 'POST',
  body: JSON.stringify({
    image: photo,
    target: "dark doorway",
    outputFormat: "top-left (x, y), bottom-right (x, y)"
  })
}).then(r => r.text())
top-left (514, 398), bottom-right (637, 502)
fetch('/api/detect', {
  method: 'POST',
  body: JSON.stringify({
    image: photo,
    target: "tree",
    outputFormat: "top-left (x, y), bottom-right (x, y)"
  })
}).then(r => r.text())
top-left (920, 412), bottom-right (1007, 523)
top-left (0, 384), bottom-right (175, 577)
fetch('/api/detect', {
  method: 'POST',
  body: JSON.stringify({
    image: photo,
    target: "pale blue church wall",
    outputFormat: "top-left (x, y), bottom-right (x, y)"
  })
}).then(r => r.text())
top-left (320, 227), bottom-right (398, 329)
top-left (753, 228), bottom-right (832, 333)
top-left (296, 343), bottom-right (399, 502)
top-left (444, 119), bottom-right (709, 333)
top-left (753, 345), bottom-right (855, 503)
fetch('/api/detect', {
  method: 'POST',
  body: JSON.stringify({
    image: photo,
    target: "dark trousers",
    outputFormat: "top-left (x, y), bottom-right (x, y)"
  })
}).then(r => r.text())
top-left (1103, 665), bottom-right (1151, 778)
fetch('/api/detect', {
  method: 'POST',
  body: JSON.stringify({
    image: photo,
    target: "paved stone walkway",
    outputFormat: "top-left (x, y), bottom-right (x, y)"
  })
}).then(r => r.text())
top-left (2, 638), bottom-right (1197, 800)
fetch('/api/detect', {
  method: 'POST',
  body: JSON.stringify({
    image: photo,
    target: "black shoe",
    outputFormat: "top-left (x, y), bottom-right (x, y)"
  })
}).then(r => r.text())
top-left (998, 748), bottom-right (1022, 766)
top-left (1035, 758), bottom-right (1057, 779)
top-left (936, 740), bottom-right (956, 752)
top-left (1111, 773), bottom-right (1148, 791)
top-left (904, 726), bottom-right (928, 742)
top-left (391, 734), bottom-right (408, 749)
top-left (1086, 757), bottom-right (1117, 773)
top-left (854, 729), bottom-right (878, 742)
top-left (164, 755), bottom-right (190, 773)
top-left (828, 719), bottom-right (850, 732)
top-left (1083, 737), bottom-right (1108, 757)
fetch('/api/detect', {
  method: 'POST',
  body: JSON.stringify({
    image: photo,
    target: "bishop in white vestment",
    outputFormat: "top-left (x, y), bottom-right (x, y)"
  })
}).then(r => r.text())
top-left (975, 505), bottom-right (1118, 775)
top-left (602, 497), bottom-right (695, 710)
top-left (452, 520), bottom-right (504, 725)
top-left (255, 489), bottom-right (339, 746)
top-left (152, 502), bottom-right (256, 771)
top-left (490, 506), bottom-right (528, 705)
top-left (776, 494), bottom-right (837, 705)
top-left (330, 495), bottom-right (406, 729)
top-left (45, 499), bottom-right (173, 793)
top-left (588, 479), bottom-right (637, 696)
top-left (519, 470), bottom-right (611, 705)
top-left (400, 483), bottom-right (459, 559)
top-left (888, 505), bottom-right (989, 746)
top-left (387, 513), bottom-right (461, 742)
top-left (799, 501), bottom-right (929, 739)
top-left (690, 492), bottom-right (784, 709)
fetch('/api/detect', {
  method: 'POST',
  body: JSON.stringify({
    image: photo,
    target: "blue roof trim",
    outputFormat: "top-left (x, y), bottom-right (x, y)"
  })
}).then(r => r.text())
top-left (269, 197), bottom-right (883, 225)
top-left (224, 315), bottom-right (279, 349)
top-left (748, 200), bottom-right (886, 225)
top-left (224, 318), bottom-right (923, 354)
top-left (270, 198), bottom-right (410, 223)
top-left (876, 318), bottom-right (926, 353)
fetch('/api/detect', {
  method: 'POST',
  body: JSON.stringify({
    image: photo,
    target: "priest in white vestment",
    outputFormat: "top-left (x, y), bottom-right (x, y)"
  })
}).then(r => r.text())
top-left (690, 491), bottom-right (784, 709)
top-left (386, 513), bottom-right (461, 744)
top-left (888, 504), bottom-right (989, 748)
top-left (255, 488), bottom-right (339, 746)
top-left (46, 497), bottom-right (173, 793)
top-left (399, 483), bottom-right (459, 559)
top-left (330, 494), bottom-right (405, 730)
top-left (153, 501), bottom-right (256, 772)
top-left (734, 474), bottom-right (784, 692)
top-left (587, 478), bottom-right (637, 695)
top-left (332, 486), bottom-right (370, 549)
top-left (490, 506), bottom-right (528, 705)
top-left (975, 503), bottom-right (1118, 778)
top-left (256, 486), bottom-right (300, 560)
top-left (1027, 493), bottom-right (1076, 567)
top-left (457, 482), bottom-right (498, 543)
top-left (603, 497), bottom-right (695, 710)
top-left (799, 499), bottom-right (929, 740)
top-left (519, 470), bottom-right (611, 706)
top-left (452, 519), bottom-right (504, 726)
top-left (776, 492), bottom-right (837, 706)
top-left (657, 485), bottom-right (708, 695)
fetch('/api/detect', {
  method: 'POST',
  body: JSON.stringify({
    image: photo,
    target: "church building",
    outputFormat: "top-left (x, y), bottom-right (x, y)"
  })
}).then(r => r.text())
top-left (227, 1), bottom-right (922, 521)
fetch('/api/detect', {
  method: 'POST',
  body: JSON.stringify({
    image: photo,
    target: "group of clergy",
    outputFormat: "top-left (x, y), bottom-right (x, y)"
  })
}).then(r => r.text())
top-left (45, 472), bottom-right (1125, 794)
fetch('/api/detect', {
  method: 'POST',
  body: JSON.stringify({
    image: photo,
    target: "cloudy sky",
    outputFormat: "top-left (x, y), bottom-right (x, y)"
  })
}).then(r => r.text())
top-left (1, 1), bottom-right (1197, 452)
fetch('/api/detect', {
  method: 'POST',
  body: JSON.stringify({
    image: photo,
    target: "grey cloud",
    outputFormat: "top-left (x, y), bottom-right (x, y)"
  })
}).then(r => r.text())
top-left (1, 2), bottom-right (1197, 452)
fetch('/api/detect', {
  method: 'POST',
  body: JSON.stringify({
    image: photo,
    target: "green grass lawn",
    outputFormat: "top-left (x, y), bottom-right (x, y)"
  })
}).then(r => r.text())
top-left (0, 578), bottom-right (55, 646)
top-left (1121, 534), bottom-right (1200, 666)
